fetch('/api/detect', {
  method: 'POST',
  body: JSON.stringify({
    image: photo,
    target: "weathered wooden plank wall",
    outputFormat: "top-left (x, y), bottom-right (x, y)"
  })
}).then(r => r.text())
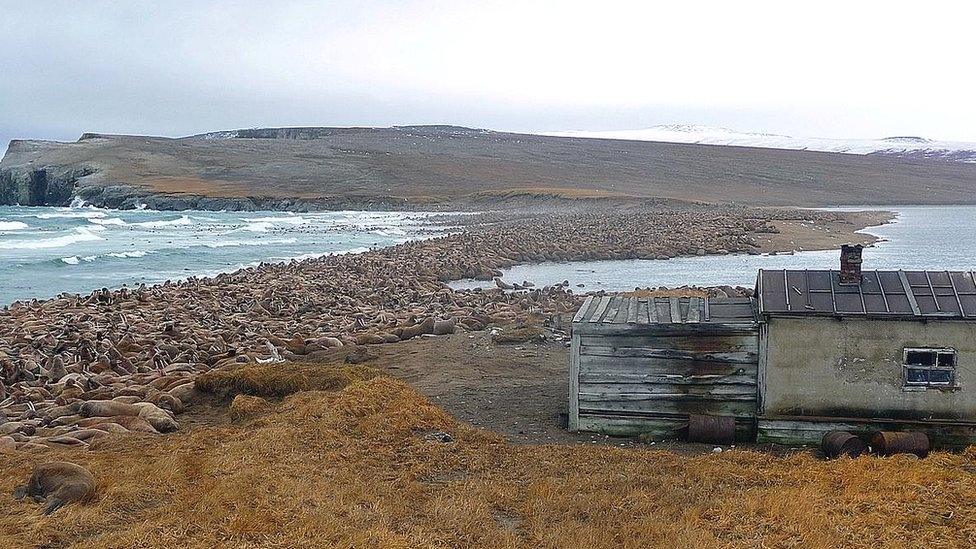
top-left (574, 328), bottom-right (760, 439)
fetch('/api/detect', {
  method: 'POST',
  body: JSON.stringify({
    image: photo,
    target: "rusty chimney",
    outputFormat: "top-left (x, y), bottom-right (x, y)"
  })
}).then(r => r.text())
top-left (839, 244), bottom-right (863, 284)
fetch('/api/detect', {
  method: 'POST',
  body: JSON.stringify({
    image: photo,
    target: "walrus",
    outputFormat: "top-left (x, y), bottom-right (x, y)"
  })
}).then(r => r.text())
top-left (13, 462), bottom-right (95, 515)
top-left (0, 435), bottom-right (16, 453)
top-left (395, 317), bottom-right (435, 340)
top-left (314, 336), bottom-right (344, 348)
top-left (132, 402), bottom-right (179, 433)
top-left (494, 277), bottom-right (513, 290)
top-left (432, 319), bottom-right (456, 336)
top-left (75, 415), bottom-right (157, 434)
top-left (148, 392), bottom-right (184, 414)
top-left (344, 345), bottom-right (377, 364)
top-left (79, 400), bottom-right (141, 418)
top-left (43, 402), bottom-right (81, 422)
top-left (46, 356), bottom-right (67, 382)
top-left (354, 333), bottom-right (388, 345)
top-left (459, 317), bottom-right (486, 331)
top-left (167, 382), bottom-right (201, 406)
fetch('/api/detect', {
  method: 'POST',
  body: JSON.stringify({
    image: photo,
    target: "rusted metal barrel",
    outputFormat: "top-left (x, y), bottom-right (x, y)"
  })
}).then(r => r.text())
top-left (821, 430), bottom-right (866, 459)
top-left (870, 431), bottom-right (930, 458)
top-left (687, 414), bottom-right (735, 444)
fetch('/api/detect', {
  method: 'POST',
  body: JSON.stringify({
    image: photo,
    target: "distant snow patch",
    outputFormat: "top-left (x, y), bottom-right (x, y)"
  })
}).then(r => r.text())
top-left (537, 124), bottom-right (976, 163)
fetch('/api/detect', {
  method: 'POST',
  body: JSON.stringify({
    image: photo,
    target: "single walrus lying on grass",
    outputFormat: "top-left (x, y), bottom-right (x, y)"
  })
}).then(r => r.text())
top-left (13, 462), bottom-right (95, 515)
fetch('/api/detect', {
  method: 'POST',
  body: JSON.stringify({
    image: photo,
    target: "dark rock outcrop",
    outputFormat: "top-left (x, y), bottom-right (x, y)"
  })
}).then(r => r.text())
top-left (0, 165), bottom-right (94, 206)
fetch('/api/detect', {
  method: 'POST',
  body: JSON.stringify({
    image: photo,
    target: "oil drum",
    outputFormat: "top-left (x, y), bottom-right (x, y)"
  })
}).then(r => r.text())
top-left (821, 430), bottom-right (867, 459)
top-left (869, 431), bottom-right (930, 458)
top-left (687, 414), bottom-right (735, 444)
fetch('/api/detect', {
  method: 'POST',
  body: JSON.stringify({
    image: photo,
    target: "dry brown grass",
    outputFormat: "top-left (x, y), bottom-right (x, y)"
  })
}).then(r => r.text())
top-left (2, 370), bottom-right (976, 547)
top-left (194, 362), bottom-right (382, 398)
top-left (146, 176), bottom-right (261, 197)
top-left (228, 395), bottom-right (272, 422)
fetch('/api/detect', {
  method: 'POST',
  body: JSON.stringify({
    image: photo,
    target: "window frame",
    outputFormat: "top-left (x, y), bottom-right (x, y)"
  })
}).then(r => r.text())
top-left (903, 347), bottom-right (957, 389)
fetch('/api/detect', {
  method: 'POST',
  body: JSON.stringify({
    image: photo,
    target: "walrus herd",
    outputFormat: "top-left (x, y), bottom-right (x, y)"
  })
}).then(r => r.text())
top-left (0, 203), bottom-right (848, 451)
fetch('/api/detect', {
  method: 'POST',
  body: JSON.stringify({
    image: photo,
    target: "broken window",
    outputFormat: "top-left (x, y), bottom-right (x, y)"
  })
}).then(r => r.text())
top-left (903, 348), bottom-right (956, 388)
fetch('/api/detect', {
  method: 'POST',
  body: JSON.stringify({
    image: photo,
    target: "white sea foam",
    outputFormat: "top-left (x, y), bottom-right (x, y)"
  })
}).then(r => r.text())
top-left (60, 250), bottom-right (150, 264)
top-left (241, 221), bottom-right (274, 232)
top-left (89, 217), bottom-right (127, 226)
top-left (370, 227), bottom-right (408, 237)
top-left (36, 210), bottom-right (107, 219)
top-left (0, 227), bottom-right (104, 250)
top-left (131, 215), bottom-right (192, 228)
top-left (202, 237), bottom-right (299, 248)
top-left (336, 246), bottom-right (371, 255)
top-left (0, 205), bottom-right (454, 304)
top-left (274, 246), bottom-right (373, 262)
top-left (106, 250), bottom-right (150, 258)
top-left (0, 221), bottom-right (29, 231)
top-left (249, 215), bottom-right (309, 225)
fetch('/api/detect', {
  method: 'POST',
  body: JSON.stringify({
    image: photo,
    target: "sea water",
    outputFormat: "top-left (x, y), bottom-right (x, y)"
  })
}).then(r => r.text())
top-left (0, 205), bottom-right (457, 304)
top-left (2, 204), bottom-right (972, 304)
top-left (449, 206), bottom-right (976, 292)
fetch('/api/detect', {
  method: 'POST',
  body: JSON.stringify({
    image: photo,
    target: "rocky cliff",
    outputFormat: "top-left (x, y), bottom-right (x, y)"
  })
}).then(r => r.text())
top-left (0, 141), bottom-right (96, 206)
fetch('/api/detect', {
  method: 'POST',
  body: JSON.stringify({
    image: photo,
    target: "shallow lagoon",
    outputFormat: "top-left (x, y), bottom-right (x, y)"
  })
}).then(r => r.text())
top-left (449, 206), bottom-right (976, 292)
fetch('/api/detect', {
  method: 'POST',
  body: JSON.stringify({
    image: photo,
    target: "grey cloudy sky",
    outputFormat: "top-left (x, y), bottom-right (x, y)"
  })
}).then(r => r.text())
top-left (2, 0), bottom-right (974, 155)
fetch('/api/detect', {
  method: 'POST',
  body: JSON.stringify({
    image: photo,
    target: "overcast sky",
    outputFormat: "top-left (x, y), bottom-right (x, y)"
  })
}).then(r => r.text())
top-left (2, 0), bottom-right (974, 155)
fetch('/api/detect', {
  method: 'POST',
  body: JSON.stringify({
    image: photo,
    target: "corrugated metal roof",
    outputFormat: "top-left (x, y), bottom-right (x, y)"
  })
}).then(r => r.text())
top-left (573, 295), bottom-right (756, 325)
top-left (757, 270), bottom-right (976, 319)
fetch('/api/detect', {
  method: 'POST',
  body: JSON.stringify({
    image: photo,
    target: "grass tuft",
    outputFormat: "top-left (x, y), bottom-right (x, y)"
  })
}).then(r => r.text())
top-left (228, 395), bottom-right (272, 422)
top-left (194, 362), bottom-right (383, 398)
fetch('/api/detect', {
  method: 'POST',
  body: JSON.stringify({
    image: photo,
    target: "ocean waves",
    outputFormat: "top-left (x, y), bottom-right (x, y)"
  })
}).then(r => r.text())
top-left (88, 217), bottom-right (127, 226)
top-left (0, 227), bottom-right (104, 250)
top-left (35, 210), bottom-right (106, 220)
top-left (0, 203), bottom-right (454, 303)
top-left (0, 221), bottom-right (29, 231)
top-left (128, 215), bottom-right (193, 228)
top-left (239, 221), bottom-right (274, 232)
top-left (202, 237), bottom-right (299, 248)
top-left (248, 215), bottom-right (309, 225)
top-left (60, 250), bottom-right (152, 265)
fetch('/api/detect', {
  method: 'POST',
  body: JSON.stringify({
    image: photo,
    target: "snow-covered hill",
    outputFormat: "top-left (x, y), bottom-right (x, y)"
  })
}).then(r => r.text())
top-left (539, 124), bottom-right (976, 163)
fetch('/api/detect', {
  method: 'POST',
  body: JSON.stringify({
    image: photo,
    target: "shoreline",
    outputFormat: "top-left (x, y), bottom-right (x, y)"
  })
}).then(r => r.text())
top-left (0, 203), bottom-right (889, 305)
top-left (0, 204), bottom-right (890, 308)
top-left (0, 203), bottom-right (895, 452)
top-left (449, 207), bottom-right (896, 292)
top-left (753, 208), bottom-right (895, 254)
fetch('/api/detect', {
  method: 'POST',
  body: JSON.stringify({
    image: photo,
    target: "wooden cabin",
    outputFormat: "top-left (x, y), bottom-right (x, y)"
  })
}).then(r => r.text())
top-left (569, 295), bottom-right (759, 440)
top-left (569, 246), bottom-right (976, 447)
